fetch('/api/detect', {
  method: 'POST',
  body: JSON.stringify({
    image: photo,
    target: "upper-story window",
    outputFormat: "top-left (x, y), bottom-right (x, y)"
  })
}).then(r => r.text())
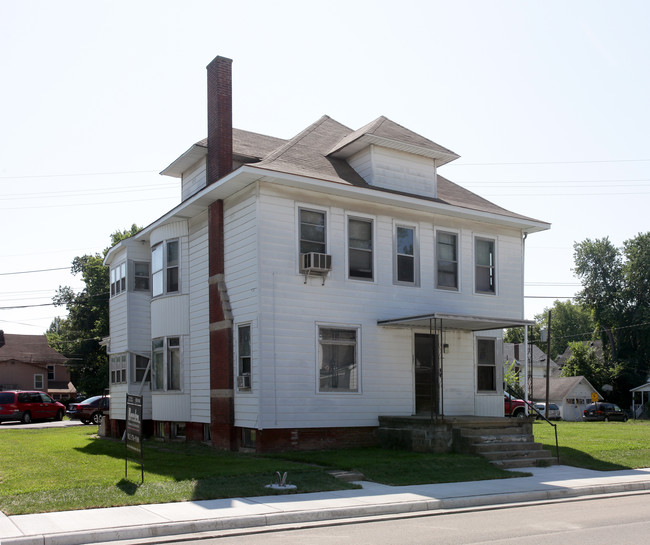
top-left (475, 237), bottom-right (496, 294)
top-left (152, 240), bottom-right (179, 297)
top-left (348, 217), bottom-right (373, 280)
top-left (110, 353), bottom-right (127, 384)
top-left (134, 262), bottom-right (150, 292)
top-left (437, 231), bottom-right (459, 290)
top-left (395, 225), bottom-right (417, 285)
top-left (47, 365), bottom-right (55, 380)
top-left (110, 263), bottom-right (126, 296)
top-left (299, 208), bottom-right (326, 254)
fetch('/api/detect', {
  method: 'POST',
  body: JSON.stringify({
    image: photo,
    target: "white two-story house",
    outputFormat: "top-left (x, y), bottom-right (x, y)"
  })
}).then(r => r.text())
top-left (103, 55), bottom-right (550, 451)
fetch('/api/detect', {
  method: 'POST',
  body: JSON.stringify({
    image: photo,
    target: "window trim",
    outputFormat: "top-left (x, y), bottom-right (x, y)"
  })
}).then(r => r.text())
top-left (394, 223), bottom-right (419, 286)
top-left (436, 229), bottom-right (460, 291)
top-left (298, 206), bottom-right (328, 257)
top-left (347, 214), bottom-right (375, 282)
top-left (110, 353), bottom-right (127, 385)
top-left (132, 261), bottom-right (151, 292)
top-left (474, 236), bottom-right (497, 295)
top-left (236, 323), bottom-right (252, 391)
top-left (152, 337), bottom-right (182, 391)
top-left (110, 262), bottom-right (127, 297)
top-left (152, 240), bottom-right (180, 297)
top-left (34, 374), bottom-right (44, 390)
top-left (476, 337), bottom-right (497, 393)
top-left (316, 323), bottom-right (361, 394)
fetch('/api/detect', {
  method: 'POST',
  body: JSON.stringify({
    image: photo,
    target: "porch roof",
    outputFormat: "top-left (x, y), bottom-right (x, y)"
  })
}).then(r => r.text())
top-left (377, 312), bottom-right (534, 331)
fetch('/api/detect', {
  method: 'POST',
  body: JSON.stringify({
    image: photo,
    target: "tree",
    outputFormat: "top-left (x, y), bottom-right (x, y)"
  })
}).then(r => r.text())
top-left (573, 237), bottom-right (624, 359)
top-left (47, 225), bottom-right (141, 395)
top-left (504, 300), bottom-right (595, 359)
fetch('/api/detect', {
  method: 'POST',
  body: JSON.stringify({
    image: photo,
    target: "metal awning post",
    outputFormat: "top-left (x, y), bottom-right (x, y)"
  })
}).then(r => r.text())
top-left (439, 319), bottom-right (444, 418)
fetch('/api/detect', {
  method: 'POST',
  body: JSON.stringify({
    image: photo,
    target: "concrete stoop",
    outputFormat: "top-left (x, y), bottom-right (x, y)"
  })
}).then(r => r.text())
top-left (455, 423), bottom-right (555, 469)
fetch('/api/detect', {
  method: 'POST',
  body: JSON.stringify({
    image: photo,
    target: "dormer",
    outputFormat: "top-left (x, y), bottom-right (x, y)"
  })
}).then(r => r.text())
top-left (328, 116), bottom-right (459, 199)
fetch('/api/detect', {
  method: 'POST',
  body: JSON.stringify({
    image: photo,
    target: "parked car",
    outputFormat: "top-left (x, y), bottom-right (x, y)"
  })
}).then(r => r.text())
top-left (583, 402), bottom-right (628, 422)
top-left (504, 392), bottom-right (527, 417)
top-left (0, 390), bottom-right (66, 424)
top-left (66, 395), bottom-right (110, 425)
top-left (533, 402), bottom-right (562, 420)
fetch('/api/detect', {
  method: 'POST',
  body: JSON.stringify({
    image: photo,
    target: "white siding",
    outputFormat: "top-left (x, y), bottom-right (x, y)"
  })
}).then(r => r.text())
top-left (188, 213), bottom-right (210, 423)
top-left (181, 158), bottom-right (207, 201)
top-left (349, 146), bottom-right (437, 198)
top-left (151, 295), bottom-right (190, 338)
top-left (240, 184), bottom-right (523, 429)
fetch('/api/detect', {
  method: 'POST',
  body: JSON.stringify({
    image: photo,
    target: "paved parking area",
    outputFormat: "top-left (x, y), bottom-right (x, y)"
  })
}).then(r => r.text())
top-left (0, 419), bottom-right (85, 430)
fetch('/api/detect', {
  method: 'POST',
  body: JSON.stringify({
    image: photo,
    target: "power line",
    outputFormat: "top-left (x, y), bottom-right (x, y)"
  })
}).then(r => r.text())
top-left (446, 159), bottom-right (650, 167)
top-left (0, 267), bottom-right (70, 276)
top-left (0, 169), bottom-right (159, 180)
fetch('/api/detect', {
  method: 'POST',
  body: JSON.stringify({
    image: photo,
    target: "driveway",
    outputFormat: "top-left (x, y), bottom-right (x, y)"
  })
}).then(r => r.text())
top-left (0, 419), bottom-right (85, 430)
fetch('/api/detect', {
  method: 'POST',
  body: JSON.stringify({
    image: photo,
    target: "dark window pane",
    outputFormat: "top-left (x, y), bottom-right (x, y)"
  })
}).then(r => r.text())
top-left (397, 255), bottom-right (414, 283)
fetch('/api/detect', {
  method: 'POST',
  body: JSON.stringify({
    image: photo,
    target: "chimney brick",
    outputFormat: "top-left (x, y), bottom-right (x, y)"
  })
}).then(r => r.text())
top-left (206, 56), bottom-right (233, 184)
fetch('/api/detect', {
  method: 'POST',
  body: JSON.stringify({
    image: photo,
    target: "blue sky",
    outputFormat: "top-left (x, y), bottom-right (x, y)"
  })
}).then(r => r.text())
top-left (2, 0), bottom-right (649, 334)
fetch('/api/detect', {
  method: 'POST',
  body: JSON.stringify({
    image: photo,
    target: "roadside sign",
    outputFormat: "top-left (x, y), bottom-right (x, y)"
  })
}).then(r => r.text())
top-left (125, 394), bottom-right (144, 482)
top-left (591, 392), bottom-right (599, 403)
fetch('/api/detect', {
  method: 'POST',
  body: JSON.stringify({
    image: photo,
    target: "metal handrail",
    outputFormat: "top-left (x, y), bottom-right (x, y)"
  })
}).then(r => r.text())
top-left (507, 388), bottom-right (560, 464)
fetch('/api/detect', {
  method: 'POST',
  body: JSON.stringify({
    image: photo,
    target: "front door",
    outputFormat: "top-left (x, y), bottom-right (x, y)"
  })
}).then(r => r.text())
top-left (414, 333), bottom-right (439, 415)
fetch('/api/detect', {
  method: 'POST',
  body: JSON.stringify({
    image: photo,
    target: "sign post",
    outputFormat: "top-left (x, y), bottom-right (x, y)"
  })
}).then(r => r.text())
top-left (125, 394), bottom-right (144, 483)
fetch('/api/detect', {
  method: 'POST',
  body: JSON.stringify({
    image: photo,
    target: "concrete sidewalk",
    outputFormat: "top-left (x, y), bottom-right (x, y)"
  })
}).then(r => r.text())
top-left (2, 465), bottom-right (650, 545)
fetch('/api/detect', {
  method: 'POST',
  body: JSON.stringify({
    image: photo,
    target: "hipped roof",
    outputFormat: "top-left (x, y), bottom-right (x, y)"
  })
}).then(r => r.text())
top-left (0, 334), bottom-right (68, 365)
top-left (161, 115), bottom-right (549, 229)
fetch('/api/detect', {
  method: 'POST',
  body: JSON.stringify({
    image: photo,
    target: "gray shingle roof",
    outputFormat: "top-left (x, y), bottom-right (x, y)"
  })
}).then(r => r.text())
top-left (0, 334), bottom-right (68, 365)
top-left (531, 376), bottom-right (601, 402)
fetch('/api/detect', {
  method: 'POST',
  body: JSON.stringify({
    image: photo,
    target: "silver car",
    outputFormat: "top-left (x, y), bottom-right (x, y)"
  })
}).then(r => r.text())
top-left (534, 402), bottom-right (561, 421)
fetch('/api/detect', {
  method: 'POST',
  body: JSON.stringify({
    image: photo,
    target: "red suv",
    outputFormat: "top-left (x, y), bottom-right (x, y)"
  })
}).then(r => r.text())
top-left (0, 391), bottom-right (66, 424)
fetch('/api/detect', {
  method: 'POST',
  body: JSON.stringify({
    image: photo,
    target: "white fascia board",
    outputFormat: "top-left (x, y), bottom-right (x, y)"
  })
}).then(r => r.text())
top-left (160, 144), bottom-right (208, 178)
top-left (246, 165), bottom-right (550, 234)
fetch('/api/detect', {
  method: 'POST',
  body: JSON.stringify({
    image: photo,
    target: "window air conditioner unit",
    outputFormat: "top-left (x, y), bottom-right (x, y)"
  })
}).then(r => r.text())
top-left (301, 252), bottom-right (332, 273)
top-left (237, 375), bottom-right (251, 389)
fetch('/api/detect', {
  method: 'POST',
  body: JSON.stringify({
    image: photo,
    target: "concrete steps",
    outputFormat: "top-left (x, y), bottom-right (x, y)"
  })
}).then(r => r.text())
top-left (454, 422), bottom-right (556, 469)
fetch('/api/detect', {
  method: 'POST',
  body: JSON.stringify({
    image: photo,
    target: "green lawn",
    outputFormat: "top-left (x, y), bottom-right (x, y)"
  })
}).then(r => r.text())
top-left (0, 426), bottom-right (520, 515)
top-left (533, 420), bottom-right (650, 470)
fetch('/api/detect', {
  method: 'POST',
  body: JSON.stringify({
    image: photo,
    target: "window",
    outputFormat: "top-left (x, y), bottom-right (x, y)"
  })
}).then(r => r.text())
top-left (237, 324), bottom-right (251, 386)
top-left (167, 337), bottom-right (181, 390)
top-left (152, 337), bottom-right (181, 391)
top-left (437, 231), bottom-right (458, 290)
top-left (110, 354), bottom-right (127, 384)
top-left (318, 326), bottom-right (359, 392)
top-left (152, 240), bottom-right (179, 297)
top-left (348, 217), bottom-right (373, 280)
top-left (475, 237), bottom-right (496, 294)
top-left (47, 365), bottom-right (55, 380)
top-left (134, 262), bottom-right (150, 291)
top-left (132, 354), bottom-right (150, 384)
top-left (477, 338), bottom-right (496, 391)
top-left (299, 208), bottom-right (326, 254)
top-left (34, 374), bottom-right (44, 390)
top-left (110, 263), bottom-right (126, 297)
top-left (395, 226), bottom-right (416, 284)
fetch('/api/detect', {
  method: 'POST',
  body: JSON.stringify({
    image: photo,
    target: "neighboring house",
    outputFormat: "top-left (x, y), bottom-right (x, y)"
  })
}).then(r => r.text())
top-left (103, 55), bottom-right (550, 451)
top-left (504, 343), bottom-right (560, 390)
top-left (554, 340), bottom-right (604, 369)
top-left (630, 381), bottom-right (650, 418)
top-left (0, 333), bottom-right (75, 400)
top-left (531, 376), bottom-right (601, 421)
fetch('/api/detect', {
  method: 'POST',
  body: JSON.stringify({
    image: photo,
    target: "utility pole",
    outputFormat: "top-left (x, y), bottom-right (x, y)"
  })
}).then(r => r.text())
top-left (545, 310), bottom-right (552, 411)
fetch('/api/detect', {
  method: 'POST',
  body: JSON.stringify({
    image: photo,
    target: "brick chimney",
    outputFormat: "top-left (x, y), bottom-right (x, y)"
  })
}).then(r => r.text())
top-left (206, 55), bottom-right (233, 184)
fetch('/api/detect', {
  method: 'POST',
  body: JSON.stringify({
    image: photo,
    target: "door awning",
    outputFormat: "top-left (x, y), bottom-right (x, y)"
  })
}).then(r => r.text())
top-left (377, 312), bottom-right (534, 332)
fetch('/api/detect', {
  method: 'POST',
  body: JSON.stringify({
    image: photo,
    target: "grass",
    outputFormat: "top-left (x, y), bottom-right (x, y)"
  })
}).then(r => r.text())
top-left (0, 426), bottom-right (521, 515)
top-left (533, 419), bottom-right (650, 470)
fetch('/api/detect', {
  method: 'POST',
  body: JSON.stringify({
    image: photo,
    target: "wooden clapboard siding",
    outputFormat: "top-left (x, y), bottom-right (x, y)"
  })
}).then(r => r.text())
top-left (181, 158), bottom-right (206, 201)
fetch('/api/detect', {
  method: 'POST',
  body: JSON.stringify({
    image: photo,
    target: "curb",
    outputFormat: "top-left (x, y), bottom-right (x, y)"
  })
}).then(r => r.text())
top-left (4, 481), bottom-right (650, 545)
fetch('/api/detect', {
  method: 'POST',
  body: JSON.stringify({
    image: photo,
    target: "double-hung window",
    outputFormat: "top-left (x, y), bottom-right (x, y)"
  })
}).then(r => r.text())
top-left (110, 354), bottom-right (127, 384)
top-left (152, 337), bottom-right (181, 391)
top-left (132, 354), bottom-right (150, 384)
top-left (110, 263), bottom-right (126, 296)
top-left (299, 208), bottom-right (326, 254)
top-left (395, 225), bottom-right (417, 284)
top-left (318, 326), bottom-right (359, 392)
top-left (477, 338), bottom-right (496, 392)
top-left (437, 231), bottom-right (458, 290)
top-left (152, 240), bottom-right (179, 297)
top-left (475, 237), bottom-right (496, 294)
top-left (133, 262), bottom-right (150, 291)
top-left (237, 324), bottom-right (252, 390)
top-left (348, 217), bottom-right (373, 280)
